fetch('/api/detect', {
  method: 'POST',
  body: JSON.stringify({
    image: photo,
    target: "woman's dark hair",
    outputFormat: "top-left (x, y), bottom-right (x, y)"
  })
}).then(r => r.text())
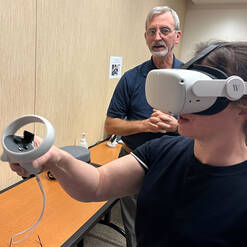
top-left (196, 41), bottom-right (247, 81)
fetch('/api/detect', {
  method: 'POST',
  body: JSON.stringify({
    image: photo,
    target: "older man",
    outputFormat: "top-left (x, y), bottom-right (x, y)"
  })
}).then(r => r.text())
top-left (105, 6), bottom-right (182, 247)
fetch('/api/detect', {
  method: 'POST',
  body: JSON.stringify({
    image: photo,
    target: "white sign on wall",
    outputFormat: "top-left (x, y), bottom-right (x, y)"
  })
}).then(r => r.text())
top-left (109, 56), bottom-right (122, 79)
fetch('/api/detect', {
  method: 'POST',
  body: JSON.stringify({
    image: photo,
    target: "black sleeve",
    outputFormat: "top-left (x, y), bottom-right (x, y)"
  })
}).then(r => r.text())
top-left (132, 135), bottom-right (185, 173)
top-left (131, 140), bottom-right (155, 173)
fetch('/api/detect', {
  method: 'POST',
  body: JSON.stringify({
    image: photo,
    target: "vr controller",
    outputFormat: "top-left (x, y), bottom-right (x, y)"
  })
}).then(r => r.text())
top-left (1, 115), bottom-right (55, 175)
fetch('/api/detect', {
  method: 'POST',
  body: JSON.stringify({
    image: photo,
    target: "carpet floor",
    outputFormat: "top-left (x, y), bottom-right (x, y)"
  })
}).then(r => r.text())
top-left (83, 201), bottom-right (126, 246)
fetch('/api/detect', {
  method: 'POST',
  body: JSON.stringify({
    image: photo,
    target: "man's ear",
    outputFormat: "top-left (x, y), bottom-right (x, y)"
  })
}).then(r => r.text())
top-left (175, 30), bottom-right (182, 44)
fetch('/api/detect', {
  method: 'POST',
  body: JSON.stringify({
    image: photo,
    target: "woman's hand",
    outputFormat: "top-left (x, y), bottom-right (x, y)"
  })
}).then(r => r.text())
top-left (9, 135), bottom-right (60, 177)
top-left (10, 163), bottom-right (30, 177)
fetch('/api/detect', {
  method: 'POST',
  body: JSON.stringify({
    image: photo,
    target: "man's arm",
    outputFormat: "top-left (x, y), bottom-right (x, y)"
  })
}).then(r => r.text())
top-left (105, 110), bottom-right (178, 136)
top-left (104, 116), bottom-right (153, 136)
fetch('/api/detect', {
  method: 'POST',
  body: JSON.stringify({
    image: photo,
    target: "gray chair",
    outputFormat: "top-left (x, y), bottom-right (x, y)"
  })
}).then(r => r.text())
top-left (60, 145), bottom-right (90, 163)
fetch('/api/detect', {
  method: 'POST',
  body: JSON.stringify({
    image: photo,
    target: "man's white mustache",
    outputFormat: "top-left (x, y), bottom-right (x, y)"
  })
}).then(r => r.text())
top-left (151, 41), bottom-right (167, 48)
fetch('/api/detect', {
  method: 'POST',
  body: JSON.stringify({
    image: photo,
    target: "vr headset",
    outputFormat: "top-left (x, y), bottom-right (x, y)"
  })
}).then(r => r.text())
top-left (146, 42), bottom-right (247, 115)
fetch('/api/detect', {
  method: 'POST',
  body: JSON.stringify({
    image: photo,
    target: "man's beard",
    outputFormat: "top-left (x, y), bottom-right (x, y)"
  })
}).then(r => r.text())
top-left (150, 41), bottom-right (168, 57)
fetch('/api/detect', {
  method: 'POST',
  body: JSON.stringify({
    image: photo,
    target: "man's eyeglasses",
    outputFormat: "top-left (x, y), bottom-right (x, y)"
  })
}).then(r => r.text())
top-left (146, 27), bottom-right (175, 37)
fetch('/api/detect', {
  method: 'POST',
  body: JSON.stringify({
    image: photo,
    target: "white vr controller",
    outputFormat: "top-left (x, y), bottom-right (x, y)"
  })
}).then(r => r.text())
top-left (1, 115), bottom-right (55, 175)
top-left (146, 69), bottom-right (247, 114)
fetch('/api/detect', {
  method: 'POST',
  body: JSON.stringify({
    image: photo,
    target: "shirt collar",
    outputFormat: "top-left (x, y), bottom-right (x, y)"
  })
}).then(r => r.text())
top-left (142, 57), bottom-right (158, 78)
top-left (142, 54), bottom-right (181, 78)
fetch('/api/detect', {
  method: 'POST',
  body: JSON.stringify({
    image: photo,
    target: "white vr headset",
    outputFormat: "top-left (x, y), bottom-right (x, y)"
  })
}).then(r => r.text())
top-left (146, 43), bottom-right (247, 115)
top-left (146, 69), bottom-right (246, 115)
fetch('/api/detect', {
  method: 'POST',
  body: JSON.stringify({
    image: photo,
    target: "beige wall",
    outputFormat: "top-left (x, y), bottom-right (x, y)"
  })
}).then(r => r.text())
top-left (181, 0), bottom-right (247, 61)
top-left (0, 1), bottom-right (36, 188)
top-left (0, 0), bottom-right (186, 189)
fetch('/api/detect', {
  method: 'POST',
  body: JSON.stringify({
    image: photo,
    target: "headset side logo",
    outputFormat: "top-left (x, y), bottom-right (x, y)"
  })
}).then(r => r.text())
top-left (232, 84), bottom-right (240, 92)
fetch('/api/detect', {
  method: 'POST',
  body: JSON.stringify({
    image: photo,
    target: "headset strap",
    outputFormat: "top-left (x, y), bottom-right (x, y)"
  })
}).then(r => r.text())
top-left (181, 42), bottom-right (225, 69)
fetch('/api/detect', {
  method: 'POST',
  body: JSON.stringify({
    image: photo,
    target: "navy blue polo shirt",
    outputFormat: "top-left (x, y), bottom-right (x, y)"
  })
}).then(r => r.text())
top-left (106, 56), bottom-right (183, 150)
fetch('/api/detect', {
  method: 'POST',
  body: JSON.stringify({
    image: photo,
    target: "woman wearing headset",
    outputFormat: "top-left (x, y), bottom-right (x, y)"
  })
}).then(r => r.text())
top-left (10, 41), bottom-right (247, 247)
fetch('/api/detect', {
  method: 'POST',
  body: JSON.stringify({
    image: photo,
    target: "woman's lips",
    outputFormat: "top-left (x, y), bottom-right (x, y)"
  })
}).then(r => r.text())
top-left (178, 115), bottom-right (190, 124)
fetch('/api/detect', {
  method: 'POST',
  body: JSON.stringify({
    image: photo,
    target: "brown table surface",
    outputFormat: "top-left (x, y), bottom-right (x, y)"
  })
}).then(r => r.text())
top-left (0, 141), bottom-right (121, 247)
top-left (90, 140), bottom-right (121, 165)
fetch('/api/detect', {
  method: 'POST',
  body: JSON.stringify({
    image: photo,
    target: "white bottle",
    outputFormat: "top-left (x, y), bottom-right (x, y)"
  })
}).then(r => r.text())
top-left (80, 132), bottom-right (88, 149)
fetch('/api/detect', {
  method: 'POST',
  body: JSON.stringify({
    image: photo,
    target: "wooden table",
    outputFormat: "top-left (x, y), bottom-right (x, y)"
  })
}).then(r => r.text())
top-left (90, 140), bottom-right (121, 165)
top-left (0, 141), bottom-right (122, 247)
